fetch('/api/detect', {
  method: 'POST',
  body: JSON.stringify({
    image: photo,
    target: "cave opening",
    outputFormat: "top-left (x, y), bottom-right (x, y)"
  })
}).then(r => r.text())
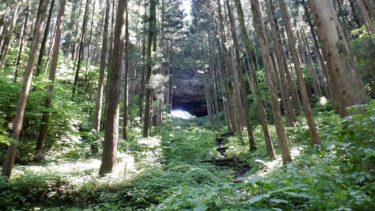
top-left (170, 68), bottom-right (208, 118)
top-left (172, 98), bottom-right (208, 117)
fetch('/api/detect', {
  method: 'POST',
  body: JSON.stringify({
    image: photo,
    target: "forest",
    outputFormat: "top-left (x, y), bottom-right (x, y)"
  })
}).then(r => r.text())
top-left (0, 0), bottom-right (374, 209)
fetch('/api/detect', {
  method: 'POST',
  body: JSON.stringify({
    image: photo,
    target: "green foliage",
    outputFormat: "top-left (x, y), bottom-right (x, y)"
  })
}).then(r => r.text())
top-left (0, 172), bottom-right (70, 209)
top-left (160, 120), bottom-right (217, 165)
top-left (351, 27), bottom-right (375, 97)
top-left (337, 101), bottom-right (375, 175)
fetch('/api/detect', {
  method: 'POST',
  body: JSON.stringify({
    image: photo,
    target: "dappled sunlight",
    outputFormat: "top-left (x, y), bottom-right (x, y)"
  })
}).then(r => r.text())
top-left (249, 147), bottom-right (303, 179)
top-left (138, 136), bottom-right (161, 148)
top-left (137, 136), bottom-right (163, 166)
top-left (12, 152), bottom-right (138, 186)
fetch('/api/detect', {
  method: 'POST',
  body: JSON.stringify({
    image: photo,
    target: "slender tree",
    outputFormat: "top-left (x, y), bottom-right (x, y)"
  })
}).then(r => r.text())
top-left (99, 0), bottom-right (127, 176)
top-left (356, 0), bottom-right (375, 35)
top-left (72, 0), bottom-right (91, 98)
top-left (226, 0), bottom-right (256, 151)
top-left (143, 0), bottom-right (157, 138)
top-left (93, 0), bottom-right (110, 132)
top-left (250, 0), bottom-right (292, 163)
top-left (264, 0), bottom-right (296, 127)
top-left (2, 0), bottom-right (50, 178)
top-left (0, 1), bottom-right (21, 69)
top-left (234, 0), bottom-right (275, 159)
top-left (278, 0), bottom-right (320, 145)
top-left (35, 0), bottom-right (55, 76)
top-left (35, 0), bottom-right (66, 161)
top-left (123, 0), bottom-right (129, 139)
top-left (14, 1), bottom-right (30, 82)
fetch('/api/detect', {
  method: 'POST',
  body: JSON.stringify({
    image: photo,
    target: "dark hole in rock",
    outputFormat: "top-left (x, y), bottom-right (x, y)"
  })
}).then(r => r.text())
top-left (171, 69), bottom-right (208, 117)
top-left (172, 97), bottom-right (207, 117)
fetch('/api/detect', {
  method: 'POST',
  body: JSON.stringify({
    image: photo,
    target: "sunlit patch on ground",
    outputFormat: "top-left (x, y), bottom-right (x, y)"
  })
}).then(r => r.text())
top-left (11, 152), bottom-right (138, 186)
top-left (171, 110), bottom-right (195, 119)
top-left (249, 146), bottom-right (303, 179)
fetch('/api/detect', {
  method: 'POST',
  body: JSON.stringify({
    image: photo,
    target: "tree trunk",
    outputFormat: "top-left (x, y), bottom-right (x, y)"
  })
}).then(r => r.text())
top-left (138, 0), bottom-right (147, 124)
top-left (234, 0), bottom-right (275, 159)
top-left (301, 28), bottom-right (322, 98)
top-left (216, 0), bottom-right (241, 134)
top-left (143, 0), bottom-right (156, 137)
top-left (72, 0), bottom-right (91, 99)
top-left (14, 2), bottom-right (30, 83)
top-left (226, 0), bottom-right (256, 150)
top-left (265, 0), bottom-right (296, 127)
top-left (0, 2), bottom-right (21, 69)
top-left (356, 0), bottom-right (375, 35)
top-left (93, 0), bottom-right (110, 132)
top-left (123, 1), bottom-right (129, 139)
top-left (309, 0), bottom-right (368, 116)
top-left (250, 0), bottom-right (292, 164)
top-left (99, 0), bottom-right (127, 176)
top-left (302, 0), bottom-right (329, 96)
top-left (363, 0), bottom-right (375, 19)
top-left (35, 0), bottom-right (55, 76)
top-left (2, 0), bottom-right (50, 178)
top-left (278, 0), bottom-right (321, 145)
top-left (83, 0), bottom-right (96, 93)
top-left (35, 0), bottom-right (66, 161)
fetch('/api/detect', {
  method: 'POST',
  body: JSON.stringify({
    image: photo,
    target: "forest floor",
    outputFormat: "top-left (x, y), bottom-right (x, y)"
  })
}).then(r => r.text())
top-left (1, 101), bottom-right (374, 210)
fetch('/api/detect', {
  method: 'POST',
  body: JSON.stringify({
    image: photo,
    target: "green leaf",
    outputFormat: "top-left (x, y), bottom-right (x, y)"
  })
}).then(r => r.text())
top-left (246, 194), bottom-right (270, 205)
top-left (194, 205), bottom-right (208, 211)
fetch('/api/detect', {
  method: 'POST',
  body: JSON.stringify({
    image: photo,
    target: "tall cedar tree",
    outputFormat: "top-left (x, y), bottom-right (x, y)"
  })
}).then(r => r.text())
top-left (250, 0), bottom-right (292, 164)
top-left (14, 2), bottom-right (30, 82)
top-left (225, 0), bottom-right (256, 151)
top-left (2, 0), bottom-right (50, 178)
top-left (234, 0), bottom-right (276, 159)
top-left (99, 0), bottom-right (127, 176)
top-left (309, 0), bottom-right (368, 116)
top-left (35, 0), bottom-right (55, 76)
top-left (143, 0), bottom-right (157, 138)
top-left (34, 0), bottom-right (66, 161)
top-left (277, 0), bottom-right (320, 145)
top-left (72, 0), bottom-right (91, 98)
top-left (93, 0), bottom-right (110, 132)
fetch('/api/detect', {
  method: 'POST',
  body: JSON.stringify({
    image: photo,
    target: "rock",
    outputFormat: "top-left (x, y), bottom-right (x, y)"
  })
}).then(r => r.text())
top-left (172, 69), bottom-right (207, 116)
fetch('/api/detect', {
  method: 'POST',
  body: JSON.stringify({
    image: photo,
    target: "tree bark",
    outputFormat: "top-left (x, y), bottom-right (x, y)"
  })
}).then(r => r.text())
top-left (72, 0), bottom-right (91, 99)
top-left (123, 0), bottom-right (129, 139)
top-left (301, 0), bottom-right (328, 96)
top-left (0, 1), bottom-right (21, 69)
top-left (99, 0), bottom-right (127, 176)
top-left (278, 0), bottom-right (321, 145)
top-left (234, 0), bottom-right (275, 159)
top-left (35, 0), bottom-right (66, 161)
top-left (2, 0), bottom-right (50, 178)
top-left (216, 0), bottom-right (241, 134)
top-left (226, 0), bottom-right (256, 151)
top-left (250, 0), bottom-right (292, 164)
top-left (14, 2), bottom-right (30, 83)
top-left (356, 0), bottom-right (375, 35)
top-left (300, 28), bottom-right (322, 98)
top-left (309, 0), bottom-right (368, 116)
top-left (35, 0), bottom-right (55, 76)
top-left (265, 0), bottom-right (296, 127)
top-left (138, 0), bottom-right (147, 123)
top-left (93, 0), bottom-right (110, 132)
top-left (143, 0), bottom-right (156, 138)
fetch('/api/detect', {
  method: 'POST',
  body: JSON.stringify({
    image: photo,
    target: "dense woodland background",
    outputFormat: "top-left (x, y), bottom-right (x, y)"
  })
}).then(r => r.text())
top-left (0, 0), bottom-right (374, 209)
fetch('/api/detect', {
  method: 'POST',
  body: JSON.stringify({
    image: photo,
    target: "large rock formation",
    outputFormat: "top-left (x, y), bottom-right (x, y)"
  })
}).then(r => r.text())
top-left (172, 69), bottom-right (207, 117)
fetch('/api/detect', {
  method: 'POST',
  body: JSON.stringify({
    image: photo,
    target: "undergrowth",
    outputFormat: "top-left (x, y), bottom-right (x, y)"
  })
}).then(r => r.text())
top-left (0, 101), bottom-right (374, 210)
